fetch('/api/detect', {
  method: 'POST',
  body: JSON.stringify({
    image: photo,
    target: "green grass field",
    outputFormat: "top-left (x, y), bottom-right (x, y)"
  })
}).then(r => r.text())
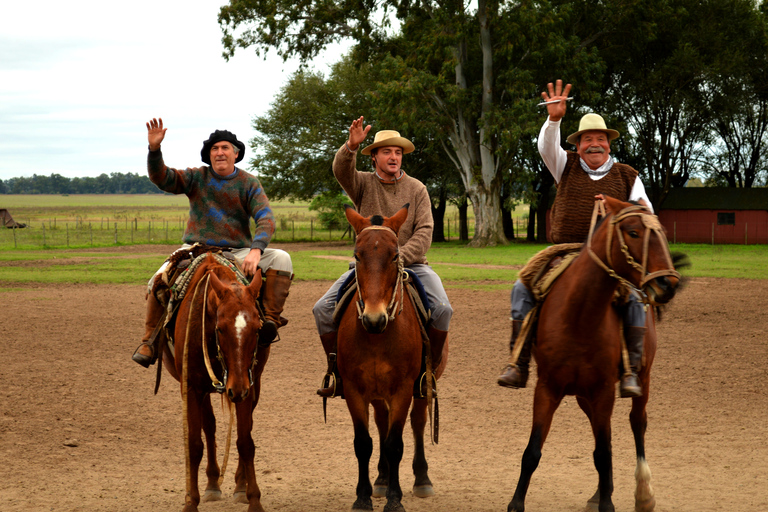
top-left (0, 195), bottom-right (765, 287)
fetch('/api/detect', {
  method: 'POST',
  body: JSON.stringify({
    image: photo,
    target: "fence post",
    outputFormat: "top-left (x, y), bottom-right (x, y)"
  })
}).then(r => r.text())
top-left (42, 223), bottom-right (46, 246)
top-left (67, 223), bottom-right (69, 247)
top-left (90, 223), bottom-right (93, 245)
top-left (292, 219), bottom-right (295, 241)
top-left (310, 219), bottom-right (314, 241)
top-left (13, 225), bottom-right (16, 248)
top-left (148, 220), bottom-right (151, 243)
top-left (114, 223), bottom-right (118, 244)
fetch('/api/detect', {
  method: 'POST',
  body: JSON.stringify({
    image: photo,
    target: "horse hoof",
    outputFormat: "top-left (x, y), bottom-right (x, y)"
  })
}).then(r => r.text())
top-left (413, 484), bottom-right (434, 498)
top-left (373, 484), bottom-right (387, 498)
top-left (233, 491), bottom-right (249, 504)
top-left (383, 500), bottom-right (405, 512)
top-left (635, 496), bottom-right (656, 512)
top-left (202, 489), bottom-right (222, 502)
top-left (352, 497), bottom-right (373, 510)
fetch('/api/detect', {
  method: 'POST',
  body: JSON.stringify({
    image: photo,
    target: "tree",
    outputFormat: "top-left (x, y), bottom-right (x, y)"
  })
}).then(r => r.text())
top-left (219, 0), bottom-right (601, 246)
top-left (589, 0), bottom-right (768, 204)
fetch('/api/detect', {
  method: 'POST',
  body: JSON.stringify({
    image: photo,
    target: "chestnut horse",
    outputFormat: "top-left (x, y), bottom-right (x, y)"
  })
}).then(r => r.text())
top-left (338, 205), bottom-right (447, 512)
top-left (507, 196), bottom-right (680, 512)
top-left (160, 254), bottom-right (269, 512)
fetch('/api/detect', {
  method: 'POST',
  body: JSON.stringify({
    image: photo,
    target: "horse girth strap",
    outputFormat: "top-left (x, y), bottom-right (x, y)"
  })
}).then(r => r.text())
top-left (586, 201), bottom-right (680, 301)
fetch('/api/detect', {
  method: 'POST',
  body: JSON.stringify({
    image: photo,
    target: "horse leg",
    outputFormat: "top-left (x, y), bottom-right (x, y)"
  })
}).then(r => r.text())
top-left (410, 397), bottom-right (434, 498)
top-left (201, 395), bottom-right (222, 502)
top-left (382, 395), bottom-right (412, 512)
top-left (233, 397), bottom-right (264, 512)
top-left (587, 393), bottom-right (617, 512)
top-left (182, 391), bottom-right (205, 512)
top-left (631, 392), bottom-right (655, 512)
top-left (347, 394), bottom-right (374, 511)
top-left (508, 385), bottom-right (561, 512)
top-left (372, 399), bottom-right (390, 498)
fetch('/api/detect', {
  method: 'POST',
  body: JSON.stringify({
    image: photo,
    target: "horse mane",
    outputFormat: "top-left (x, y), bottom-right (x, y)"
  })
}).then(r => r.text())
top-left (370, 215), bottom-right (384, 226)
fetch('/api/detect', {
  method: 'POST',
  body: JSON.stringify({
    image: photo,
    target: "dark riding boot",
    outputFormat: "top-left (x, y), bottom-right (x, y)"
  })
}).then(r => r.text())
top-left (497, 320), bottom-right (530, 388)
top-left (132, 292), bottom-right (165, 368)
top-left (259, 269), bottom-right (293, 346)
top-left (417, 326), bottom-right (448, 397)
top-left (317, 331), bottom-right (343, 398)
top-left (620, 325), bottom-right (646, 398)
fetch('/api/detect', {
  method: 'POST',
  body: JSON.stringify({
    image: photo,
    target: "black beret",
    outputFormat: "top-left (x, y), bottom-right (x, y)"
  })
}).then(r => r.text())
top-left (200, 130), bottom-right (245, 164)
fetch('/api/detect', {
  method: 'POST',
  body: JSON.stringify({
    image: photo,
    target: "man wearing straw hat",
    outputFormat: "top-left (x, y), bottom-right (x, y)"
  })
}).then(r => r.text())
top-left (314, 116), bottom-right (452, 399)
top-left (131, 118), bottom-right (293, 368)
top-left (497, 80), bottom-right (653, 397)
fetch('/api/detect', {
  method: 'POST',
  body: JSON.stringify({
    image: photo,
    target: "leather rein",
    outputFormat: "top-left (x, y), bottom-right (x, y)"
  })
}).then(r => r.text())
top-left (586, 201), bottom-right (680, 304)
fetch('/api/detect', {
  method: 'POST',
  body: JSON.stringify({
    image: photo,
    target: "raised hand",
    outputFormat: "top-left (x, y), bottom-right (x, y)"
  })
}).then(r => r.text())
top-left (347, 116), bottom-right (372, 152)
top-left (146, 118), bottom-right (167, 151)
top-left (541, 80), bottom-right (572, 122)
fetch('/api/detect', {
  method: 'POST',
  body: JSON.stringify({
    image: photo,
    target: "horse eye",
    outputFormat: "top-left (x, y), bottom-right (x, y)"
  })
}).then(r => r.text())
top-left (354, 253), bottom-right (360, 261)
top-left (628, 230), bottom-right (640, 239)
top-left (393, 253), bottom-right (399, 262)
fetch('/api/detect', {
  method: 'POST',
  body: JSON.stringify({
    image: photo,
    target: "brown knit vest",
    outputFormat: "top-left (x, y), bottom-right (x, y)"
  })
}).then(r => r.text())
top-left (550, 152), bottom-right (638, 243)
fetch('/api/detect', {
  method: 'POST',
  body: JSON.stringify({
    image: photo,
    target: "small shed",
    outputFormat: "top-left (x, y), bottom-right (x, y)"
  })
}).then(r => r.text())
top-left (0, 209), bottom-right (26, 229)
top-left (656, 188), bottom-right (768, 244)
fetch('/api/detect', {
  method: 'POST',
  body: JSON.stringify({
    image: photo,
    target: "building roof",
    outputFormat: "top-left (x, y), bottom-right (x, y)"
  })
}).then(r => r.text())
top-left (657, 187), bottom-right (768, 210)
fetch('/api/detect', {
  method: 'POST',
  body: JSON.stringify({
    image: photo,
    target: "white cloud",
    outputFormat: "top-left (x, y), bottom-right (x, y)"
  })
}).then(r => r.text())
top-left (0, 0), bottom-right (350, 180)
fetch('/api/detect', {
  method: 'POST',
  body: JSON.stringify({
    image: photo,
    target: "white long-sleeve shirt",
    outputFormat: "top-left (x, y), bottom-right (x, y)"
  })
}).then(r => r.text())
top-left (537, 117), bottom-right (653, 212)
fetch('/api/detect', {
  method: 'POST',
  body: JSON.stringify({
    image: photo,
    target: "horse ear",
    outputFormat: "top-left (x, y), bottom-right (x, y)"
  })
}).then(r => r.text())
top-left (247, 268), bottom-right (263, 299)
top-left (601, 195), bottom-right (625, 215)
top-left (384, 203), bottom-right (410, 234)
top-left (344, 204), bottom-right (369, 234)
top-left (206, 271), bottom-right (227, 309)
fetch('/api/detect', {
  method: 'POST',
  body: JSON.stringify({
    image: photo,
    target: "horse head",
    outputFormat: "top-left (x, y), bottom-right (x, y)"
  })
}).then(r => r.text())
top-left (205, 267), bottom-right (263, 402)
top-left (345, 203), bottom-right (410, 334)
top-left (590, 195), bottom-right (680, 305)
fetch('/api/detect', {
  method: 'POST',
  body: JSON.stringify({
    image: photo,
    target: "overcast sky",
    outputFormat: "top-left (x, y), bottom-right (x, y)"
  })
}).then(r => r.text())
top-left (0, 1), bottom-right (350, 181)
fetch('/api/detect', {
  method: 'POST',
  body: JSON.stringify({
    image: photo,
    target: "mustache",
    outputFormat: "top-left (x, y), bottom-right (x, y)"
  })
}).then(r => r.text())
top-left (585, 147), bottom-right (606, 154)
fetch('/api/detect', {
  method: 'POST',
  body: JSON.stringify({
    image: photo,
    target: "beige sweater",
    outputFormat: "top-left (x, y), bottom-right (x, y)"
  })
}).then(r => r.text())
top-left (333, 144), bottom-right (433, 266)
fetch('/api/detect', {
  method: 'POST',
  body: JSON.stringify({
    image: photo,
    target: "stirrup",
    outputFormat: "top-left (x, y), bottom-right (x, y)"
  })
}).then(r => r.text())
top-left (414, 371), bottom-right (437, 399)
top-left (317, 372), bottom-right (340, 398)
top-left (132, 342), bottom-right (156, 368)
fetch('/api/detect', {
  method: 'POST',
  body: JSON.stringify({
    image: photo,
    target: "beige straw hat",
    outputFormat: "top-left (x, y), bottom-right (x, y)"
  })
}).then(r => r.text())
top-left (361, 130), bottom-right (415, 155)
top-left (566, 113), bottom-right (620, 146)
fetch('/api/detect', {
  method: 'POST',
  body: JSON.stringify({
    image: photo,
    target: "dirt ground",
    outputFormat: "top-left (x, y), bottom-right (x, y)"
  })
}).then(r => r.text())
top-left (1, 243), bottom-right (766, 512)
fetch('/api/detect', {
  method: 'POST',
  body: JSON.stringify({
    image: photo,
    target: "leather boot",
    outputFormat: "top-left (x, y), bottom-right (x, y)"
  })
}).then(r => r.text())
top-left (317, 331), bottom-right (342, 398)
top-left (259, 269), bottom-right (293, 346)
top-left (497, 320), bottom-right (530, 388)
top-left (132, 292), bottom-right (166, 368)
top-left (620, 325), bottom-right (646, 398)
top-left (417, 326), bottom-right (448, 397)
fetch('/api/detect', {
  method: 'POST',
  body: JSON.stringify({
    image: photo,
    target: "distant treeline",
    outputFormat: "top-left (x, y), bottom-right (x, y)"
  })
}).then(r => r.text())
top-left (0, 173), bottom-right (161, 194)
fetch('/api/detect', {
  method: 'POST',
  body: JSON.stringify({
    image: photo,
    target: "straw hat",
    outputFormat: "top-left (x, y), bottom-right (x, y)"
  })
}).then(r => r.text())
top-left (566, 113), bottom-right (620, 146)
top-left (361, 130), bottom-right (415, 155)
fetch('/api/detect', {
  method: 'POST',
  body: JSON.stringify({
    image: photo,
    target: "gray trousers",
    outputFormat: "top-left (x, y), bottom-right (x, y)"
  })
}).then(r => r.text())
top-left (313, 263), bottom-right (453, 336)
top-left (510, 279), bottom-right (645, 327)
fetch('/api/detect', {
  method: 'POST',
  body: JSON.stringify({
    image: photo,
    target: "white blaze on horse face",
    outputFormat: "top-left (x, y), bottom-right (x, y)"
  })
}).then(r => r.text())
top-left (235, 311), bottom-right (247, 344)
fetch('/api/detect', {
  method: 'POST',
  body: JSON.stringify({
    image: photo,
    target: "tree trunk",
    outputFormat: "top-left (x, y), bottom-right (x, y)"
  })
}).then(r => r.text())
top-left (458, 196), bottom-right (469, 242)
top-left (431, 187), bottom-right (447, 243)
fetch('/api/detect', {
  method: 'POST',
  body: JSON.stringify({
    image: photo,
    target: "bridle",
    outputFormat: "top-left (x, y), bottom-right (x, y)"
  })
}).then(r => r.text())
top-left (189, 272), bottom-right (259, 394)
top-left (586, 201), bottom-right (680, 304)
top-left (354, 225), bottom-right (407, 323)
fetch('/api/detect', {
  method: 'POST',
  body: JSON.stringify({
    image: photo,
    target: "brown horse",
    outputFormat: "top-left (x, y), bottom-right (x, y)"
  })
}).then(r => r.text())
top-left (160, 254), bottom-right (269, 512)
top-left (338, 205), bottom-right (447, 512)
top-left (507, 196), bottom-right (680, 512)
